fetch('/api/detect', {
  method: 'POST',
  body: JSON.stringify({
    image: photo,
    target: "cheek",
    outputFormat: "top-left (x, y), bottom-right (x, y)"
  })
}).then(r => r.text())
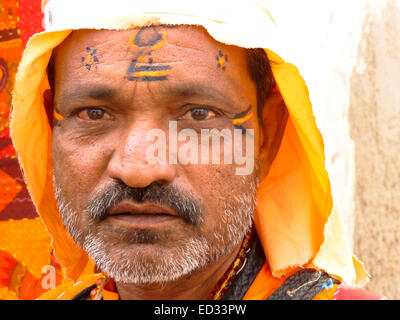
top-left (182, 164), bottom-right (248, 224)
top-left (52, 130), bottom-right (112, 209)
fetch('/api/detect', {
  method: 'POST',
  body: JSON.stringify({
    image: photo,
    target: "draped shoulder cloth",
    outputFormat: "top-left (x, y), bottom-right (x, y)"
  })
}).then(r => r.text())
top-left (11, 0), bottom-right (368, 299)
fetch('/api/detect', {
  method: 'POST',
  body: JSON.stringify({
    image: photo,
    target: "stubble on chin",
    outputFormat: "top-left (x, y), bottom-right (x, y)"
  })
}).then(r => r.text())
top-left (53, 166), bottom-right (259, 284)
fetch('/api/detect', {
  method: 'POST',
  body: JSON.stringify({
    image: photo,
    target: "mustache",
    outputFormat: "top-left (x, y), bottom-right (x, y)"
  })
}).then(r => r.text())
top-left (85, 180), bottom-right (203, 226)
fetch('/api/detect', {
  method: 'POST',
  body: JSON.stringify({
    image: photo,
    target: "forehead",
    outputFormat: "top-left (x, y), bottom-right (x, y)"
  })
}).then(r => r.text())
top-left (52, 26), bottom-right (256, 106)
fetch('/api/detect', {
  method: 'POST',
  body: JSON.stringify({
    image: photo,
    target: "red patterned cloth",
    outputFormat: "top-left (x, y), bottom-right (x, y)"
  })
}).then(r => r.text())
top-left (0, 0), bottom-right (62, 300)
top-left (19, 0), bottom-right (43, 47)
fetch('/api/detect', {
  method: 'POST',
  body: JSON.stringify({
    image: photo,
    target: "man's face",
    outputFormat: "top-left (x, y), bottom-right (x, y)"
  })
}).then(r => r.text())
top-left (52, 26), bottom-right (264, 283)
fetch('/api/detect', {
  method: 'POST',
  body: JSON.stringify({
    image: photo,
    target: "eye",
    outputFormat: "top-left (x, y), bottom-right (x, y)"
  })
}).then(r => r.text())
top-left (76, 108), bottom-right (111, 121)
top-left (181, 108), bottom-right (217, 121)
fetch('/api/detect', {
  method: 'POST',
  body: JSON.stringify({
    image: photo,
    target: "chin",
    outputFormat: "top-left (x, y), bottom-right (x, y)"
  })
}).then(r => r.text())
top-left (83, 231), bottom-right (214, 284)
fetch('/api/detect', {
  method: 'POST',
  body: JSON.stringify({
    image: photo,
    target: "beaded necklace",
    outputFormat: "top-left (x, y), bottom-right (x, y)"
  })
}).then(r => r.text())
top-left (90, 274), bottom-right (108, 300)
top-left (211, 227), bottom-right (254, 300)
top-left (90, 227), bottom-right (254, 300)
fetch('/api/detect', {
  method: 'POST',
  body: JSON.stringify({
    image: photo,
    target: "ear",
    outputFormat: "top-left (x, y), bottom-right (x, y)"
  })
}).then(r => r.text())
top-left (258, 89), bottom-right (289, 181)
top-left (43, 89), bottom-right (54, 128)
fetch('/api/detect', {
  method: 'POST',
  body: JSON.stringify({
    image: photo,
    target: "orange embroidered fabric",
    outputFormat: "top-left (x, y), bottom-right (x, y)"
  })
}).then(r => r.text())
top-left (0, 0), bottom-right (64, 300)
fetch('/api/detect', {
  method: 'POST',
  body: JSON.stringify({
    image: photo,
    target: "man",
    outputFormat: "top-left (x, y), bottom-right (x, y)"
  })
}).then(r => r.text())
top-left (10, 0), bottom-right (378, 300)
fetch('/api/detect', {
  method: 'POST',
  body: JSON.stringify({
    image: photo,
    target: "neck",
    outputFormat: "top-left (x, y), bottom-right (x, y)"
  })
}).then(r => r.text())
top-left (115, 242), bottom-right (242, 300)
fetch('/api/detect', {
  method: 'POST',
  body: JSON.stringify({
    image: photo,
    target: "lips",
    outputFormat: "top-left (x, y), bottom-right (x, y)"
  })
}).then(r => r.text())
top-left (108, 200), bottom-right (178, 218)
top-left (106, 201), bottom-right (179, 229)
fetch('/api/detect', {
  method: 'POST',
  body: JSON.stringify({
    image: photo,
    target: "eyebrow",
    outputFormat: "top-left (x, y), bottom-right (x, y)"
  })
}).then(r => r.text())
top-left (57, 85), bottom-right (119, 105)
top-left (158, 82), bottom-right (242, 111)
top-left (58, 82), bottom-right (244, 113)
top-left (87, 87), bottom-right (117, 100)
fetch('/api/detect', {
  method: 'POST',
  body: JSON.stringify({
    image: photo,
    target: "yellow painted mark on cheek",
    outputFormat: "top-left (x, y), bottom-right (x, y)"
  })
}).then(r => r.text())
top-left (232, 112), bottom-right (253, 125)
top-left (54, 110), bottom-right (64, 121)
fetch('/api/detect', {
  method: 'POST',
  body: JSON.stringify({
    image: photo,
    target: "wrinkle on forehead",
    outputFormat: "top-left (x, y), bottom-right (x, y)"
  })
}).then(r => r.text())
top-left (56, 25), bottom-right (245, 67)
top-left (53, 25), bottom-right (256, 111)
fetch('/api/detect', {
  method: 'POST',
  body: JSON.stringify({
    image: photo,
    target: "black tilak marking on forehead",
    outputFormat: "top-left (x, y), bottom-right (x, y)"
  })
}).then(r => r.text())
top-left (233, 106), bottom-right (252, 119)
top-left (127, 75), bottom-right (169, 82)
top-left (134, 28), bottom-right (164, 47)
top-left (126, 28), bottom-right (171, 82)
top-left (82, 47), bottom-right (99, 71)
top-left (216, 50), bottom-right (228, 71)
top-left (127, 64), bottom-right (172, 74)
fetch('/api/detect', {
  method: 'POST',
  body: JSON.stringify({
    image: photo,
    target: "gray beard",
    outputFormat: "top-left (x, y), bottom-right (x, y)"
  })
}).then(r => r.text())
top-left (54, 175), bottom-right (258, 285)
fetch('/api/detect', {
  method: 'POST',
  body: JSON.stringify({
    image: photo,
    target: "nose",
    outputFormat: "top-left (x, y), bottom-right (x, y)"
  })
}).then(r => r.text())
top-left (107, 123), bottom-right (176, 188)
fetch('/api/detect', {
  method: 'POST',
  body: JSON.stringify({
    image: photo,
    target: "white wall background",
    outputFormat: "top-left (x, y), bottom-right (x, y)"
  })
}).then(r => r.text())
top-left (260, 0), bottom-right (400, 298)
